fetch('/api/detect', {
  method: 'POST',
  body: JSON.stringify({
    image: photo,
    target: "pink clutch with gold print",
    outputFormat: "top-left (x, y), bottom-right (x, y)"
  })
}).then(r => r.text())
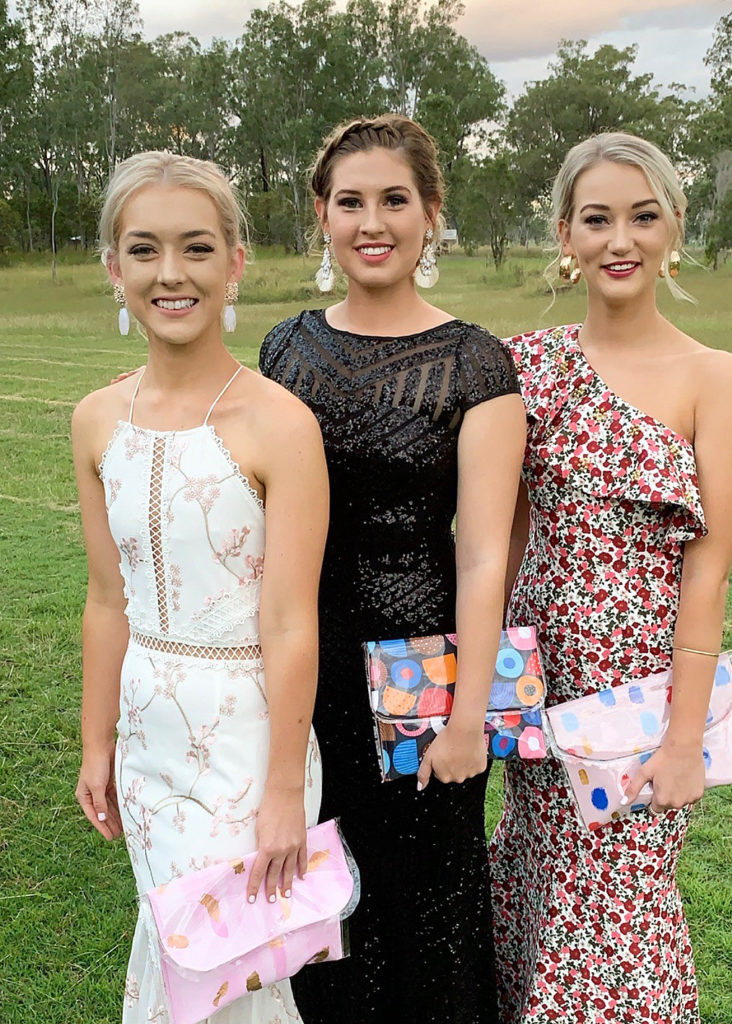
top-left (143, 819), bottom-right (359, 1024)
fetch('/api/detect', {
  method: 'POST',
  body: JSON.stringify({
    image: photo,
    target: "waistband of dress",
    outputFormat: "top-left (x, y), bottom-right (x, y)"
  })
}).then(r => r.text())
top-left (129, 630), bottom-right (262, 662)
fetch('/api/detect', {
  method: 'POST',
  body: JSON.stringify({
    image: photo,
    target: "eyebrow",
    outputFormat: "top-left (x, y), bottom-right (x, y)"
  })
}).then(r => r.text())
top-left (123, 229), bottom-right (217, 241)
top-left (579, 199), bottom-right (660, 213)
top-left (334, 185), bottom-right (412, 197)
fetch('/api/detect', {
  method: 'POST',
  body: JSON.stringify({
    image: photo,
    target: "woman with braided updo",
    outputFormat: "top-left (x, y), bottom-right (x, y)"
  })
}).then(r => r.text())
top-left (259, 114), bottom-right (526, 1023)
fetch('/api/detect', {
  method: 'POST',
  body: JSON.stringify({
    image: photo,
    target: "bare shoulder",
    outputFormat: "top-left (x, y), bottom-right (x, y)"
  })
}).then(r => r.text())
top-left (685, 341), bottom-right (732, 398)
top-left (238, 367), bottom-right (322, 442)
top-left (72, 375), bottom-right (140, 462)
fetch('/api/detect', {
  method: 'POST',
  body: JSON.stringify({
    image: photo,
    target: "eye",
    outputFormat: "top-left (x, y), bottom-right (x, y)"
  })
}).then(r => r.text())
top-left (186, 243), bottom-right (215, 255)
top-left (635, 211), bottom-right (659, 224)
top-left (337, 197), bottom-right (361, 209)
top-left (584, 215), bottom-right (608, 227)
top-left (128, 244), bottom-right (156, 256)
top-left (385, 194), bottom-right (408, 207)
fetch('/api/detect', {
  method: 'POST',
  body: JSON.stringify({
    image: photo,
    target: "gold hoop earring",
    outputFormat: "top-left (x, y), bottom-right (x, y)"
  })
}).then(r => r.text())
top-left (560, 255), bottom-right (581, 284)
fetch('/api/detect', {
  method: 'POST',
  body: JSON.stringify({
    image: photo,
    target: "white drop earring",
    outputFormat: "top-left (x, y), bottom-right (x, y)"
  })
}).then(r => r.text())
top-left (315, 232), bottom-right (335, 293)
top-left (414, 228), bottom-right (439, 288)
top-left (114, 283), bottom-right (130, 336)
top-left (223, 281), bottom-right (238, 333)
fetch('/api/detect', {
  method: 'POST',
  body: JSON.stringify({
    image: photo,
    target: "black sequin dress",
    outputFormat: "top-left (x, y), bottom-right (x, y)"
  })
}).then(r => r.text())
top-left (259, 309), bottom-right (520, 1024)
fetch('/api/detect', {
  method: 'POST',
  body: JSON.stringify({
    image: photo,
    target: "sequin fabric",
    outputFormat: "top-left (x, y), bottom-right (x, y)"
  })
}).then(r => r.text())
top-left (260, 308), bottom-right (520, 1024)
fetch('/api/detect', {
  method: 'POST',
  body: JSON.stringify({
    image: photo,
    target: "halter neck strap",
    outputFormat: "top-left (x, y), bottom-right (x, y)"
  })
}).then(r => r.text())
top-left (203, 365), bottom-right (244, 425)
top-left (127, 370), bottom-right (145, 424)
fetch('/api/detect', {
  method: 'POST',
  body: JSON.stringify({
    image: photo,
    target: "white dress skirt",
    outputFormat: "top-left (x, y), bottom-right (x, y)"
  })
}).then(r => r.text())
top-left (99, 369), bottom-right (322, 1023)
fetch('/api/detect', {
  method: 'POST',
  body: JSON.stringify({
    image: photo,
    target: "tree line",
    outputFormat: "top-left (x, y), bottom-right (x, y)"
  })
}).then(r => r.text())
top-left (1, 0), bottom-right (731, 272)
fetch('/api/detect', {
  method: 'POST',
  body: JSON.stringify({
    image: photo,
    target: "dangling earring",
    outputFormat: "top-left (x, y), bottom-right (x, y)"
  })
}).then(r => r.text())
top-left (559, 255), bottom-right (581, 284)
top-left (114, 283), bottom-right (130, 336)
top-left (414, 228), bottom-right (439, 288)
top-left (315, 233), bottom-right (335, 293)
top-left (668, 250), bottom-right (681, 279)
top-left (223, 281), bottom-right (238, 333)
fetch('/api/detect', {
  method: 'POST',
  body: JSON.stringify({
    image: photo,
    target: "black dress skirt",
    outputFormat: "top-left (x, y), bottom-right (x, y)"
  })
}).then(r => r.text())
top-left (259, 309), bottom-right (520, 1024)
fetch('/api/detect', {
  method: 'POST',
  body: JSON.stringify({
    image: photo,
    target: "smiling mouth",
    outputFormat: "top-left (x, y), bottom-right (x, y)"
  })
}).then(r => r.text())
top-left (356, 245), bottom-right (394, 254)
top-left (152, 298), bottom-right (199, 310)
top-left (602, 262), bottom-right (640, 273)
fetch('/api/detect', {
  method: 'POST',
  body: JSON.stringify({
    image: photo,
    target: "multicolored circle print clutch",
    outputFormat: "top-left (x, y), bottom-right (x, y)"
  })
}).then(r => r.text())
top-left (363, 628), bottom-right (547, 781)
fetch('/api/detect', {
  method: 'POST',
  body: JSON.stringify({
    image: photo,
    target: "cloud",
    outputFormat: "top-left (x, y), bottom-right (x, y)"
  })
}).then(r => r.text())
top-left (138, 0), bottom-right (259, 42)
top-left (458, 0), bottom-right (728, 61)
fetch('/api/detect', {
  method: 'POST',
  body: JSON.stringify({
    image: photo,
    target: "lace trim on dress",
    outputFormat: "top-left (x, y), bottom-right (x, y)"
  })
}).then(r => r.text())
top-left (206, 425), bottom-right (265, 515)
top-left (98, 420), bottom-right (126, 478)
top-left (129, 630), bottom-right (262, 663)
top-left (149, 436), bottom-right (170, 633)
top-left (187, 583), bottom-right (261, 643)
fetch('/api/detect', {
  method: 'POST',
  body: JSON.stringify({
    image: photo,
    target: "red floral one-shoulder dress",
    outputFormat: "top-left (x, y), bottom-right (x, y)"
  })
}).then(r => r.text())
top-left (490, 324), bottom-right (706, 1024)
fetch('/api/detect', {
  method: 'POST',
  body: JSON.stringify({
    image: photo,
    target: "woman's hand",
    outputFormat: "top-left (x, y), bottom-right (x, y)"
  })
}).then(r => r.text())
top-left (247, 785), bottom-right (307, 903)
top-left (622, 738), bottom-right (706, 813)
top-left (76, 741), bottom-right (123, 840)
top-left (109, 366), bottom-right (143, 385)
top-left (416, 721), bottom-right (487, 790)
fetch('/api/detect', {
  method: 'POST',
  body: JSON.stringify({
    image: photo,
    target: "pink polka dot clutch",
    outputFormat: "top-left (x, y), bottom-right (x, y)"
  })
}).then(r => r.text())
top-left (363, 628), bottom-right (547, 781)
top-left (143, 819), bottom-right (359, 1024)
top-left (546, 653), bottom-right (732, 829)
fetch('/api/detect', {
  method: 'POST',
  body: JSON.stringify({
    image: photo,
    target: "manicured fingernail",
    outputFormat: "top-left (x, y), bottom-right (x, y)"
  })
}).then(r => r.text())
top-left (248, 894), bottom-right (256, 904)
top-left (97, 812), bottom-right (107, 821)
top-left (417, 781), bottom-right (423, 792)
top-left (268, 894), bottom-right (276, 904)
top-left (284, 889), bottom-right (291, 898)
top-left (619, 796), bottom-right (628, 806)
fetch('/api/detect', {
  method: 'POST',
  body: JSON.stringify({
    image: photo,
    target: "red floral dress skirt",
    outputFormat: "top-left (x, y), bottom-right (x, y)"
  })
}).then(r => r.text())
top-left (490, 324), bottom-right (706, 1023)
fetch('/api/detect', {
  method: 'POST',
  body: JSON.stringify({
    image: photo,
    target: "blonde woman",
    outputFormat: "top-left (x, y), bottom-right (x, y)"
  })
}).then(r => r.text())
top-left (73, 152), bottom-right (328, 1023)
top-left (491, 133), bottom-right (732, 1023)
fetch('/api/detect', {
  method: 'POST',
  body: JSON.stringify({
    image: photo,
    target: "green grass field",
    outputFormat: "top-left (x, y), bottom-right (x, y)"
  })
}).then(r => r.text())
top-left (1, 251), bottom-right (730, 1022)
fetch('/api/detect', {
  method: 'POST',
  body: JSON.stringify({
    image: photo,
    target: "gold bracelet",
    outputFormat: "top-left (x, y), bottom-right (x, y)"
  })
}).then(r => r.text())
top-left (673, 646), bottom-right (720, 658)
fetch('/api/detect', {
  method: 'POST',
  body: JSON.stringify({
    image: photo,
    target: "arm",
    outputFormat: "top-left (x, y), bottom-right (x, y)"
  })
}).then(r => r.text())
top-left (72, 398), bottom-right (128, 841)
top-left (624, 355), bottom-right (732, 812)
top-left (418, 393), bottom-right (526, 788)
top-left (504, 479), bottom-right (530, 619)
top-left (246, 397), bottom-right (329, 901)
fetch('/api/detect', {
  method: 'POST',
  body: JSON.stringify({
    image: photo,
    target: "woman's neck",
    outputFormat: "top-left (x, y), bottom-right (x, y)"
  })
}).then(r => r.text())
top-left (142, 333), bottom-right (239, 393)
top-left (327, 277), bottom-right (451, 336)
top-left (580, 289), bottom-right (669, 353)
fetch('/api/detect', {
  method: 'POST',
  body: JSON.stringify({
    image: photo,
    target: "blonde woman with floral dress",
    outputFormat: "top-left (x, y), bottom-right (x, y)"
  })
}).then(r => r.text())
top-left (73, 152), bottom-right (328, 1024)
top-left (491, 133), bottom-right (732, 1023)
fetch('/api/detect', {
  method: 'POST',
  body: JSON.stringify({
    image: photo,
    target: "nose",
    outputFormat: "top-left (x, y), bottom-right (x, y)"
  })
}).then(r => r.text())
top-left (359, 201), bottom-right (386, 236)
top-left (608, 220), bottom-right (633, 255)
top-left (156, 247), bottom-right (186, 286)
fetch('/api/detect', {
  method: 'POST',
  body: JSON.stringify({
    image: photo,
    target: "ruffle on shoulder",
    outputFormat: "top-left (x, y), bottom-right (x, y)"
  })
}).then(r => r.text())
top-left (508, 325), bottom-right (707, 544)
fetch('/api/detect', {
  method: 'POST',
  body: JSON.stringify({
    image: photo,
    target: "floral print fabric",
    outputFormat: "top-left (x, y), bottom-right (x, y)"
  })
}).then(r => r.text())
top-left (100, 416), bottom-right (321, 1024)
top-left (490, 324), bottom-right (706, 1023)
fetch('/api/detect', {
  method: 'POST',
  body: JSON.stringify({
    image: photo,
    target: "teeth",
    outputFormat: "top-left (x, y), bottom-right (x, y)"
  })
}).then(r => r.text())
top-left (608, 263), bottom-right (635, 271)
top-left (360, 246), bottom-right (392, 255)
top-left (155, 298), bottom-right (196, 310)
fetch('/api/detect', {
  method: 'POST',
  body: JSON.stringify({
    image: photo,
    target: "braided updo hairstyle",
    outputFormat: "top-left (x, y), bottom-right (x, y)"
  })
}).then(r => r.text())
top-left (311, 114), bottom-right (446, 237)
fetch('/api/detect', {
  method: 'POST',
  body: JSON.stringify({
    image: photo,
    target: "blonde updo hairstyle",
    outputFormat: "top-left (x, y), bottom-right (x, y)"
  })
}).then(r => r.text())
top-left (549, 131), bottom-right (693, 302)
top-left (310, 114), bottom-right (447, 246)
top-left (99, 151), bottom-right (247, 267)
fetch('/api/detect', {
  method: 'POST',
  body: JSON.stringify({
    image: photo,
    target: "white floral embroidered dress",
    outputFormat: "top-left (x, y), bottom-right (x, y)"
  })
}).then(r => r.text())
top-left (99, 368), bottom-right (322, 1024)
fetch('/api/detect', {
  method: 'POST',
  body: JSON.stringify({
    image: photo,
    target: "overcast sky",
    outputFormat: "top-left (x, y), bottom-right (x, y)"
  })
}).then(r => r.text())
top-left (131, 0), bottom-right (728, 99)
